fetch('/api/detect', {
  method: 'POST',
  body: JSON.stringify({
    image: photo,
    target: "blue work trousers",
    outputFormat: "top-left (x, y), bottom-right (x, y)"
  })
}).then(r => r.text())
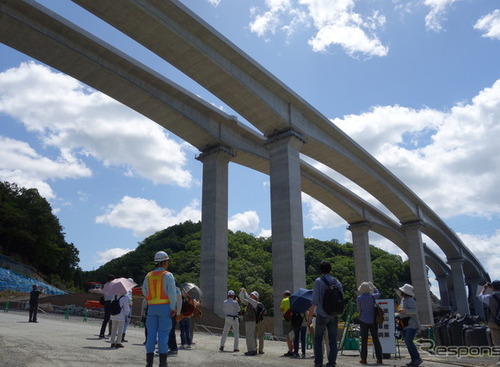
top-left (145, 303), bottom-right (172, 354)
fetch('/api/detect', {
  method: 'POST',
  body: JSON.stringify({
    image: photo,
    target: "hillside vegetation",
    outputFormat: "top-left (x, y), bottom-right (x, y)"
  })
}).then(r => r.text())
top-left (82, 221), bottom-right (412, 315)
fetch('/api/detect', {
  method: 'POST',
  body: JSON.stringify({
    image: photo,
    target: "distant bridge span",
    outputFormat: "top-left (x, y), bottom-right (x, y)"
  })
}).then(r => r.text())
top-left (0, 0), bottom-right (489, 327)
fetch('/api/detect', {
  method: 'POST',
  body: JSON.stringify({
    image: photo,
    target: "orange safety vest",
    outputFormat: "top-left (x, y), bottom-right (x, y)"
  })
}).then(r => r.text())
top-left (146, 270), bottom-right (170, 305)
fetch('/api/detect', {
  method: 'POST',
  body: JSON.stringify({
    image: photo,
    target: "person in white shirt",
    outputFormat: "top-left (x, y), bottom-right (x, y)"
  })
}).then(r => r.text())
top-left (110, 293), bottom-right (130, 349)
top-left (219, 290), bottom-right (241, 352)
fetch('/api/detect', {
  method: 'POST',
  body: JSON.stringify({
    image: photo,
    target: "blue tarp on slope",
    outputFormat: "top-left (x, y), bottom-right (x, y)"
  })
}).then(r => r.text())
top-left (0, 267), bottom-right (67, 295)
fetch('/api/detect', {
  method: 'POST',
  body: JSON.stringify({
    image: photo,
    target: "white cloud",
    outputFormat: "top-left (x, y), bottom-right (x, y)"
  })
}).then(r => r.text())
top-left (0, 62), bottom-right (195, 193)
top-left (257, 228), bottom-right (272, 238)
top-left (249, 0), bottom-right (388, 58)
top-left (474, 9), bottom-right (500, 40)
top-left (205, 0), bottom-right (221, 6)
top-left (302, 193), bottom-right (345, 230)
top-left (331, 79), bottom-right (500, 219)
top-left (423, 0), bottom-right (460, 32)
top-left (228, 210), bottom-right (260, 232)
top-left (458, 231), bottom-right (500, 280)
top-left (95, 196), bottom-right (201, 237)
top-left (0, 136), bottom-right (91, 199)
top-left (95, 247), bottom-right (134, 264)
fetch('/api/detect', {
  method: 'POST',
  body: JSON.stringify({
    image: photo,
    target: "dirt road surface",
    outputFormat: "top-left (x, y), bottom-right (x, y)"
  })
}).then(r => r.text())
top-left (1, 310), bottom-right (498, 367)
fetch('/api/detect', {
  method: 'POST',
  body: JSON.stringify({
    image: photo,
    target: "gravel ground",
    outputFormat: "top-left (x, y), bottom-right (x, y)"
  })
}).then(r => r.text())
top-left (1, 310), bottom-right (499, 367)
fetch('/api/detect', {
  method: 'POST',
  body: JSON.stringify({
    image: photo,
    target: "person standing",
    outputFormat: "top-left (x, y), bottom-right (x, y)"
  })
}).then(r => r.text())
top-left (219, 290), bottom-right (241, 352)
top-left (168, 286), bottom-right (182, 356)
top-left (142, 251), bottom-right (177, 367)
top-left (109, 293), bottom-right (130, 349)
top-left (280, 290), bottom-right (294, 356)
top-left (99, 274), bottom-right (115, 338)
top-left (397, 283), bottom-right (422, 367)
top-left (307, 261), bottom-right (343, 367)
top-left (239, 288), bottom-right (259, 356)
top-left (121, 278), bottom-right (134, 343)
top-left (28, 284), bottom-right (44, 322)
top-left (255, 297), bottom-right (266, 355)
top-left (179, 292), bottom-right (196, 349)
top-left (291, 311), bottom-right (307, 358)
top-left (356, 282), bottom-right (383, 364)
top-left (478, 280), bottom-right (500, 346)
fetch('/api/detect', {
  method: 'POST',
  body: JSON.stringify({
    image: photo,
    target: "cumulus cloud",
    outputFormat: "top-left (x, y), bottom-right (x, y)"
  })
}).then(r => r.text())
top-left (95, 196), bottom-right (201, 237)
top-left (95, 247), bottom-right (134, 264)
top-left (228, 210), bottom-right (260, 233)
top-left (330, 79), bottom-right (500, 219)
top-left (303, 193), bottom-right (345, 230)
top-left (0, 136), bottom-right (91, 199)
top-left (0, 62), bottom-right (195, 195)
top-left (205, 0), bottom-right (221, 6)
top-left (423, 0), bottom-right (460, 32)
top-left (474, 9), bottom-right (500, 40)
top-left (249, 0), bottom-right (388, 58)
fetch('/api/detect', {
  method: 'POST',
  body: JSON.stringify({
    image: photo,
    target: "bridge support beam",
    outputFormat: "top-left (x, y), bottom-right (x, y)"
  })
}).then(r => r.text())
top-left (467, 278), bottom-right (485, 319)
top-left (447, 258), bottom-right (470, 316)
top-left (265, 129), bottom-right (306, 335)
top-left (348, 221), bottom-right (373, 286)
top-left (402, 221), bottom-right (434, 325)
top-left (197, 145), bottom-right (235, 317)
top-left (435, 275), bottom-right (451, 310)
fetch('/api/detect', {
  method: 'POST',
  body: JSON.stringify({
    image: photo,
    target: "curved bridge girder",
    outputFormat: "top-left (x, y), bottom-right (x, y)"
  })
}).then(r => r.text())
top-left (0, 0), bottom-right (487, 289)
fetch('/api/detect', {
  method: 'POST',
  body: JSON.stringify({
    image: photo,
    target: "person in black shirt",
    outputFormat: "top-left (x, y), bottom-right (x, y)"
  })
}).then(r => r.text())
top-left (29, 284), bottom-right (44, 322)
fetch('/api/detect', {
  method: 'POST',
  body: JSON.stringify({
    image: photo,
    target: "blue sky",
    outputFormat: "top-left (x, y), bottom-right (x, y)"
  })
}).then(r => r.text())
top-left (0, 0), bottom-right (499, 291)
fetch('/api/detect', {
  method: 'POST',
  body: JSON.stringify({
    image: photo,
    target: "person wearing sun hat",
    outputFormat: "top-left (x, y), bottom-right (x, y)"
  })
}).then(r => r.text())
top-left (396, 283), bottom-right (422, 367)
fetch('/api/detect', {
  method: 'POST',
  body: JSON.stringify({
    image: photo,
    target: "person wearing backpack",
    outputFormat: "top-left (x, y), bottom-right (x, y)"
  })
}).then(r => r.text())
top-left (356, 282), bottom-right (383, 364)
top-left (239, 288), bottom-right (260, 356)
top-left (109, 293), bottom-right (130, 348)
top-left (255, 298), bottom-right (267, 355)
top-left (280, 290), bottom-right (294, 357)
top-left (478, 280), bottom-right (500, 346)
top-left (142, 251), bottom-right (177, 367)
top-left (307, 261), bottom-right (343, 367)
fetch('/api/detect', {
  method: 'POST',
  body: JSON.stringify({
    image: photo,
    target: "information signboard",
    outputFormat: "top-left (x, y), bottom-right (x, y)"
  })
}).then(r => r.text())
top-left (376, 299), bottom-right (396, 354)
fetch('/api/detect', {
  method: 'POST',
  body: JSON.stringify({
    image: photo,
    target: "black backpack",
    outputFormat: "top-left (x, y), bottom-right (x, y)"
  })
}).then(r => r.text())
top-left (321, 276), bottom-right (344, 316)
top-left (491, 294), bottom-right (500, 326)
top-left (110, 295), bottom-right (124, 315)
top-left (255, 302), bottom-right (266, 323)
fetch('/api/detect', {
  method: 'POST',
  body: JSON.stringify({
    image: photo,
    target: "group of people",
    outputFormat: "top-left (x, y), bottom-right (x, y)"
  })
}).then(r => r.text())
top-left (219, 260), bottom-right (427, 367)
top-left (98, 274), bottom-right (133, 349)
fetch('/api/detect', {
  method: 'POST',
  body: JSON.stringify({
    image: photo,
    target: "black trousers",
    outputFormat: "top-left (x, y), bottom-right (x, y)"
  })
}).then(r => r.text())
top-left (29, 302), bottom-right (38, 321)
top-left (359, 320), bottom-right (383, 361)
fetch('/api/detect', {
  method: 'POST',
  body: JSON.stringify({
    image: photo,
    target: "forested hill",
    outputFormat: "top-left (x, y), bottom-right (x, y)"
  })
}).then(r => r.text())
top-left (83, 220), bottom-right (412, 314)
top-left (0, 181), bottom-right (80, 290)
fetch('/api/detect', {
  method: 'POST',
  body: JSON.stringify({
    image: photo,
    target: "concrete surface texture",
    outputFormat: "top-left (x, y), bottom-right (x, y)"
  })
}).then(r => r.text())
top-left (1, 310), bottom-right (498, 367)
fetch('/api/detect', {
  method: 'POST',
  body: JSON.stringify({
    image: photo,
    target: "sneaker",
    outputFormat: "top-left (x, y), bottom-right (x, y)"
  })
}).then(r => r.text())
top-left (259, 351), bottom-right (265, 354)
top-left (110, 344), bottom-right (116, 348)
top-left (186, 344), bottom-right (192, 349)
top-left (360, 360), bottom-right (367, 364)
top-left (301, 353), bottom-right (306, 358)
top-left (413, 359), bottom-right (423, 366)
top-left (115, 343), bottom-right (124, 348)
top-left (283, 351), bottom-right (294, 357)
top-left (219, 346), bottom-right (224, 351)
top-left (167, 350), bottom-right (178, 356)
top-left (244, 351), bottom-right (257, 356)
top-left (376, 359), bottom-right (383, 364)
top-left (292, 353), bottom-right (300, 358)
top-left (234, 349), bottom-right (239, 352)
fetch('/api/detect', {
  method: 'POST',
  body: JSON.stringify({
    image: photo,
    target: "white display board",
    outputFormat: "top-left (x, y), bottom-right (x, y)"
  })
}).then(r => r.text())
top-left (376, 299), bottom-right (396, 354)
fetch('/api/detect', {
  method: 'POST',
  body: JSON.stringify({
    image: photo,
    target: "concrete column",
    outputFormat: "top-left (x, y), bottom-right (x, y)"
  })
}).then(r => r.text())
top-left (348, 221), bottom-right (373, 286)
top-left (196, 145), bottom-right (235, 317)
top-left (467, 278), bottom-right (485, 319)
top-left (447, 257), bottom-right (470, 316)
top-left (265, 129), bottom-right (306, 336)
top-left (402, 221), bottom-right (434, 326)
top-left (435, 275), bottom-right (451, 310)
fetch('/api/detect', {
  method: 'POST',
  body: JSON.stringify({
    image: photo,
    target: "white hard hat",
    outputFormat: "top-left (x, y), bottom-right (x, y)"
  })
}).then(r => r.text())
top-left (227, 290), bottom-right (235, 296)
top-left (154, 251), bottom-right (169, 262)
top-left (250, 291), bottom-right (259, 299)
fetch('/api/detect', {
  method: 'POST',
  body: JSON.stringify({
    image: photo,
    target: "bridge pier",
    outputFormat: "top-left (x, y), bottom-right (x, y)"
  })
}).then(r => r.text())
top-left (197, 145), bottom-right (235, 317)
top-left (402, 221), bottom-right (434, 325)
top-left (467, 278), bottom-right (485, 319)
top-left (348, 221), bottom-right (373, 286)
top-left (447, 257), bottom-right (470, 316)
top-left (265, 129), bottom-right (307, 335)
top-left (435, 275), bottom-right (451, 310)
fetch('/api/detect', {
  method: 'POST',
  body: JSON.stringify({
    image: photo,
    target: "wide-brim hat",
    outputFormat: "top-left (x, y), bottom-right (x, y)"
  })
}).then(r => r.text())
top-left (358, 282), bottom-right (372, 294)
top-left (250, 291), bottom-right (260, 299)
top-left (399, 283), bottom-right (414, 297)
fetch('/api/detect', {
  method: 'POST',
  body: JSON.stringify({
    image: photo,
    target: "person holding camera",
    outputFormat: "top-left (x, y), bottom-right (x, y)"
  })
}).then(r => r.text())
top-left (478, 280), bottom-right (500, 346)
top-left (219, 290), bottom-right (240, 352)
top-left (29, 284), bottom-right (44, 323)
top-left (396, 283), bottom-right (422, 367)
